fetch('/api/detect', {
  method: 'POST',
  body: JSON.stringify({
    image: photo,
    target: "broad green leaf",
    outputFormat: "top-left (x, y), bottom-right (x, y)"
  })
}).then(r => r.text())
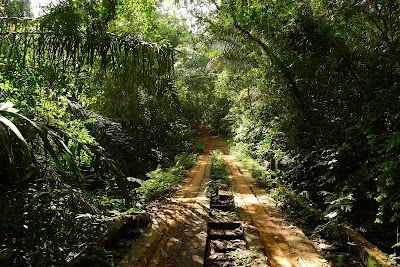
top-left (0, 123), bottom-right (13, 159)
top-left (50, 133), bottom-right (82, 181)
top-left (0, 115), bottom-right (30, 149)
top-left (0, 248), bottom-right (14, 260)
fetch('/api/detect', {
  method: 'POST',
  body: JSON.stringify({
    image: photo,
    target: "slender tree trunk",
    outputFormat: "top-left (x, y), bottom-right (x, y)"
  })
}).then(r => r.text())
top-left (233, 21), bottom-right (306, 114)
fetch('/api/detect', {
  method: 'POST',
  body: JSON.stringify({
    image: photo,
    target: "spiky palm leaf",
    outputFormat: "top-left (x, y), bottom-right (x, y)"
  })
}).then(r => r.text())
top-left (207, 35), bottom-right (257, 72)
top-left (0, 101), bottom-right (82, 180)
top-left (68, 100), bottom-right (135, 175)
top-left (0, 102), bottom-right (131, 203)
top-left (0, 102), bottom-right (33, 177)
top-left (0, 17), bottom-right (174, 91)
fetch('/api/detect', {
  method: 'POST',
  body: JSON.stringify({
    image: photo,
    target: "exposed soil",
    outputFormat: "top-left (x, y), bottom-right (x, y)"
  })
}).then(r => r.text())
top-left (196, 124), bottom-right (229, 155)
top-left (69, 125), bottom-right (390, 267)
top-left (117, 125), bottom-right (331, 267)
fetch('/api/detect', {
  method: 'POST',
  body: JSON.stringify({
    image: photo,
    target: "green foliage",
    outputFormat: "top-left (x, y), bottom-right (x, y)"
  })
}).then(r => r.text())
top-left (0, 101), bottom-right (81, 181)
top-left (181, 0), bottom-right (400, 254)
top-left (112, 0), bottom-right (190, 46)
top-left (136, 152), bottom-right (197, 202)
top-left (320, 191), bottom-right (355, 221)
top-left (228, 249), bottom-right (252, 267)
top-left (174, 152), bottom-right (198, 171)
top-left (0, 101), bottom-right (132, 202)
top-left (0, 1), bottom-right (197, 266)
top-left (210, 150), bottom-right (228, 179)
top-left (1, 0), bottom-right (32, 17)
top-left (4, 0), bottom-right (400, 262)
top-left (230, 143), bottom-right (274, 189)
top-left (174, 43), bottom-right (216, 123)
top-left (137, 168), bottom-right (176, 201)
top-left (0, 102), bottom-right (33, 174)
top-left (324, 252), bottom-right (355, 267)
top-left (0, 178), bottom-right (118, 266)
top-left (208, 150), bottom-right (230, 204)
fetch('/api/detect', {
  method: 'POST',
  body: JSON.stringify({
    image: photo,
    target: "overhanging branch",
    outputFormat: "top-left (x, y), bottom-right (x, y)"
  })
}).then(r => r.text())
top-left (232, 20), bottom-right (306, 113)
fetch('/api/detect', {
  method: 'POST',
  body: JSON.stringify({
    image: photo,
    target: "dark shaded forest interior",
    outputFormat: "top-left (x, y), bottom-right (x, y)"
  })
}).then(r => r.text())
top-left (1, 0), bottom-right (400, 266)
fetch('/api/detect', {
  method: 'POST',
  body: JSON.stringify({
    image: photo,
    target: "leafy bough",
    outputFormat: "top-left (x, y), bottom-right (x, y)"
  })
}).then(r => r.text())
top-left (0, 102), bottom-right (130, 203)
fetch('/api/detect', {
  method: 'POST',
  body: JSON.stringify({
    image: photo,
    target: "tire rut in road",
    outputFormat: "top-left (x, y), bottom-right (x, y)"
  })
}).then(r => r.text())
top-left (109, 152), bottom-right (330, 267)
top-left (226, 155), bottom-right (331, 267)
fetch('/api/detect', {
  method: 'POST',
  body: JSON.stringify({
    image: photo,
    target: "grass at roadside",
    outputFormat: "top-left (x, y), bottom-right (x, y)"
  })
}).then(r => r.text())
top-left (135, 152), bottom-right (198, 202)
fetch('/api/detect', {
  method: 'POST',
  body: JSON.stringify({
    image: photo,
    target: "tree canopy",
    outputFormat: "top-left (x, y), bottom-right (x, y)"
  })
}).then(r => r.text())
top-left (1, 0), bottom-right (400, 265)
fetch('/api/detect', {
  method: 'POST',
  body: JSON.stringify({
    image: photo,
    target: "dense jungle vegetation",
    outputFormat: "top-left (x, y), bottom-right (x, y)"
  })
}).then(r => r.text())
top-left (1, 0), bottom-right (400, 265)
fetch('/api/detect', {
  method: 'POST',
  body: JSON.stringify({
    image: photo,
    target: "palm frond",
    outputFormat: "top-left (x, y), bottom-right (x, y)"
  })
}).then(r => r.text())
top-left (0, 19), bottom-right (174, 91)
top-left (0, 101), bottom-right (132, 202)
top-left (0, 102), bottom-right (33, 172)
top-left (68, 100), bottom-right (135, 176)
top-left (207, 35), bottom-right (257, 72)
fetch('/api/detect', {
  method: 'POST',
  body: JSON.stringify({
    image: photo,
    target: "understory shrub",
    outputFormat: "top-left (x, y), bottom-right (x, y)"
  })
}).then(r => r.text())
top-left (136, 152), bottom-right (198, 202)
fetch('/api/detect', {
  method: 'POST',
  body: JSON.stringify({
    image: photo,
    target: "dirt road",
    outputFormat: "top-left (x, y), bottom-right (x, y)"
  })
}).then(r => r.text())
top-left (120, 125), bottom-right (330, 267)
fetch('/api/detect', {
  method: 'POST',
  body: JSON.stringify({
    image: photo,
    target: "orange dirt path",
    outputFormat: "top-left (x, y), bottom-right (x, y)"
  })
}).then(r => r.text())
top-left (226, 156), bottom-right (330, 267)
top-left (119, 155), bottom-right (211, 267)
top-left (196, 124), bottom-right (229, 155)
top-left (197, 125), bottom-right (330, 266)
top-left (121, 125), bottom-right (330, 267)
